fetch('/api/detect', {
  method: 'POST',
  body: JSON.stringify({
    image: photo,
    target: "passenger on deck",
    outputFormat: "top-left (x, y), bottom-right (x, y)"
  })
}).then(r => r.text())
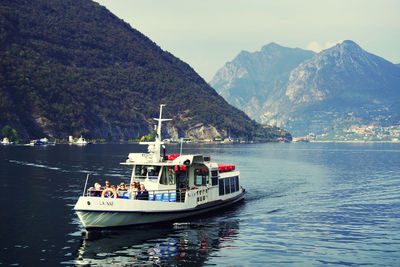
top-left (95, 183), bottom-right (102, 190)
top-left (104, 181), bottom-right (111, 189)
top-left (117, 182), bottom-right (127, 198)
top-left (168, 168), bottom-right (175, 184)
top-left (136, 184), bottom-right (149, 200)
top-left (118, 182), bottom-right (126, 191)
top-left (111, 185), bottom-right (117, 194)
top-left (141, 167), bottom-right (147, 177)
top-left (89, 182), bottom-right (102, 197)
top-left (130, 181), bottom-right (139, 199)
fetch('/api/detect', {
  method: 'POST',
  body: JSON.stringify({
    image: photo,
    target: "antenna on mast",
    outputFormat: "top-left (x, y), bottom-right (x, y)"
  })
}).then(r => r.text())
top-left (152, 104), bottom-right (171, 161)
top-left (154, 104), bottom-right (171, 142)
top-left (139, 104), bottom-right (171, 162)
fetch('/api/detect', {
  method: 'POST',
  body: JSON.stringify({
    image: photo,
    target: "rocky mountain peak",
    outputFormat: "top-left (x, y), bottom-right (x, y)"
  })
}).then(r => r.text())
top-left (313, 40), bottom-right (364, 63)
top-left (341, 39), bottom-right (360, 48)
top-left (211, 40), bottom-right (400, 137)
top-left (236, 50), bottom-right (251, 60)
top-left (261, 42), bottom-right (283, 52)
top-left (210, 43), bottom-right (315, 118)
top-left (285, 40), bottom-right (399, 104)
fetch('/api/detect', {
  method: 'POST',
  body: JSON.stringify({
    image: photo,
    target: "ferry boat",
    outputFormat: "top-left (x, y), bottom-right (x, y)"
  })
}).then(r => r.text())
top-left (73, 104), bottom-right (245, 229)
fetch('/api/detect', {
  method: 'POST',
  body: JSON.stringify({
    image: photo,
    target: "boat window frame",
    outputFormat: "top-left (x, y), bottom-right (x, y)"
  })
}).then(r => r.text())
top-left (134, 165), bottom-right (160, 181)
top-left (230, 176), bottom-right (235, 192)
top-left (224, 178), bottom-right (231, 194)
top-left (134, 165), bottom-right (148, 179)
top-left (194, 168), bottom-right (209, 186)
top-left (160, 166), bottom-right (176, 185)
top-left (235, 176), bottom-right (239, 191)
top-left (211, 170), bottom-right (218, 186)
top-left (219, 178), bottom-right (225, 195)
top-left (176, 169), bottom-right (188, 189)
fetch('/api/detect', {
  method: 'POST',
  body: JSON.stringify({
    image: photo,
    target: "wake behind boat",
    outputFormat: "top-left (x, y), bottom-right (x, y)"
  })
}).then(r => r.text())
top-left (73, 104), bottom-right (245, 229)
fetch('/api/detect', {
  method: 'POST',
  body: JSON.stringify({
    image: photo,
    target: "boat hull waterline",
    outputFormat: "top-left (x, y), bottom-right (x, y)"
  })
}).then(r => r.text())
top-left (75, 190), bottom-right (245, 229)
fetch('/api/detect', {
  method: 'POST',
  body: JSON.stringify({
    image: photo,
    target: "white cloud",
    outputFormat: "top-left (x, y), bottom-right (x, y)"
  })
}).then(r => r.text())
top-left (306, 41), bottom-right (342, 52)
top-left (324, 41), bottom-right (338, 49)
top-left (306, 41), bottom-right (323, 52)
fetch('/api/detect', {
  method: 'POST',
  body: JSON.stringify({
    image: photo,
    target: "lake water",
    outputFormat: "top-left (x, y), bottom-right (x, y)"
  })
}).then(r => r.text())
top-left (1, 142), bottom-right (399, 266)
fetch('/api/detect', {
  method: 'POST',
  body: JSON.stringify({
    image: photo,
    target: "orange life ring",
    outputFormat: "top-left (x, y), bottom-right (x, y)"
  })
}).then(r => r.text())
top-left (101, 188), bottom-right (116, 198)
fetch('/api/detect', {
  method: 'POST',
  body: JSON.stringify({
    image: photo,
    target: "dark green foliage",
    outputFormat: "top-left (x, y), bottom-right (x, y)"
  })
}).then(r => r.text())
top-left (140, 131), bottom-right (156, 142)
top-left (2, 125), bottom-right (18, 142)
top-left (0, 0), bottom-right (291, 141)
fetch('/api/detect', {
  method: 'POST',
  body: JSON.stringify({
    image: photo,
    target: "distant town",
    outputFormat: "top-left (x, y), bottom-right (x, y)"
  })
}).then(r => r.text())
top-left (294, 125), bottom-right (400, 142)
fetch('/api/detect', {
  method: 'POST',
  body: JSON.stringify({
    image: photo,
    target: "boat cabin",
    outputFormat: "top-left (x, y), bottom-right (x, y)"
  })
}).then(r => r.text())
top-left (118, 153), bottom-right (240, 203)
top-left (82, 104), bottom-right (242, 205)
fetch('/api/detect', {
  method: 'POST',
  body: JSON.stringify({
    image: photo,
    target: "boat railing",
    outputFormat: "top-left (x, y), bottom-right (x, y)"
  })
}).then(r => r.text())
top-left (147, 189), bottom-right (186, 203)
top-left (85, 188), bottom-right (186, 203)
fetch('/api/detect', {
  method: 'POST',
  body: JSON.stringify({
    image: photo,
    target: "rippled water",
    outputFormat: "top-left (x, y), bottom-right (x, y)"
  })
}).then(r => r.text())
top-left (1, 142), bottom-right (399, 266)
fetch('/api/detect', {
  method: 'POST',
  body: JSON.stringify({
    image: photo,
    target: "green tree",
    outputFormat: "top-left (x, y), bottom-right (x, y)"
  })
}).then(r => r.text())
top-left (144, 131), bottom-right (156, 141)
top-left (2, 125), bottom-right (18, 142)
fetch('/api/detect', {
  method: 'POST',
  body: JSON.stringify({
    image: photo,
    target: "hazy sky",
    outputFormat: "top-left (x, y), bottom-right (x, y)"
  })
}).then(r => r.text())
top-left (95, 0), bottom-right (400, 81)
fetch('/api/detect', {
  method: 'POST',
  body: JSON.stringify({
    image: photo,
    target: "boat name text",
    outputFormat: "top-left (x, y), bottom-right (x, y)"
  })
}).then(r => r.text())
top-left (98, 200), bottom-right (114, 206)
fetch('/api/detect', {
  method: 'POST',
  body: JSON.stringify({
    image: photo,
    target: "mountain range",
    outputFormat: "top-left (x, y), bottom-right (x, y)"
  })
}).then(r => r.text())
top-left (0, 0), bottom-right (290, 142)
top-left (210, 41), bottom-right (400, 137)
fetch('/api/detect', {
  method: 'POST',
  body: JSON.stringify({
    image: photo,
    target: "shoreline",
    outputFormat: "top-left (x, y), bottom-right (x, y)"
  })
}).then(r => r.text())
top-left (308, 140), bottom-right (400, 143)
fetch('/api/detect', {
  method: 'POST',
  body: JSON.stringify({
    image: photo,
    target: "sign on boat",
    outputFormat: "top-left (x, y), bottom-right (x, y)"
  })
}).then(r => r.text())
top-left (73, 104), bottom-right (246, 229)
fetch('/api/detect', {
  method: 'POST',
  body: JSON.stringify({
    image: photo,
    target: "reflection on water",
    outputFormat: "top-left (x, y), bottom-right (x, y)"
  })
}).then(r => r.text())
top-left (74, 220), bottom-right (239, 266)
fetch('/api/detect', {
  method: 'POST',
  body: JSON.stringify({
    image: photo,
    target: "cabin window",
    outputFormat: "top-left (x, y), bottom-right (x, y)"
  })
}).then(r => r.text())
top-left (218, 177), bottom-right (239, 195)
top-left (219, 179), bottom-right (225, 195)
top-left (160, 166), bottom-right (176, 185)
top-left (195, 174), bottom-right (202, 186)
top-left (176, 172), bottom-right (187, 189)
top-left (148, 166), bottom-right (160, 179)
top-left (195, 169), bottom-right (209, 186)
top-left (230, 177), bottom-right (235, 192)
top-left (235, 176), bottom-right (239, 191)
top-left (225, 178), bottom-right (231, 194)
top-left (211, 170), bottom-right (218, 186)
top-left (135, 165), bottom-right (150, 179)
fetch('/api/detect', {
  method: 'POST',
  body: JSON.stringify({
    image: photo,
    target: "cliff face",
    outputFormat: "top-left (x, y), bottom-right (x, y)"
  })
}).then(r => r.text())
top-left (211, 41), bottom-right (400, 136)
top-left (285, 40), bottom-right (399, 104)
top-left (210, 43), bottom-right (315, 119)
top-left (0, 0), bottom-right (290, 141)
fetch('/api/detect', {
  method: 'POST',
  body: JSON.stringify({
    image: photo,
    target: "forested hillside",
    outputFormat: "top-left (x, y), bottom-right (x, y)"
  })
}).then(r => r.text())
top-left (0, 0), bottom-right (290, 141)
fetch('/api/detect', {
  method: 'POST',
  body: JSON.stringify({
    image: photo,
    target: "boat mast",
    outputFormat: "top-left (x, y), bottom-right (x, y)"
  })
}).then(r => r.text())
top-left (141, 104), bottom-right (171, 162)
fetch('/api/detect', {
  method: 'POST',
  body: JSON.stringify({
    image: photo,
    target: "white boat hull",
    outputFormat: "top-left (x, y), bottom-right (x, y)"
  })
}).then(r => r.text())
top-left (74, 190), bottom-right (245, 229)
